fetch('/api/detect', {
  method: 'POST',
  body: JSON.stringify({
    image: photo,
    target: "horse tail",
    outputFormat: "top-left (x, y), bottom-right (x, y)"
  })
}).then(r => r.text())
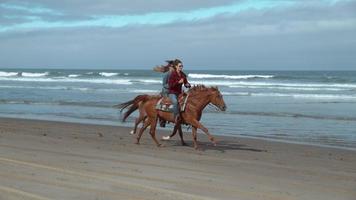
top-left (113, 95), bottom-right (150, 122)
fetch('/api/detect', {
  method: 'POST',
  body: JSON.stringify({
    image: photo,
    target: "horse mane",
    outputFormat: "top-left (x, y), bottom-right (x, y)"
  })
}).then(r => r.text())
top-left (188, 85), bottom-right (219, 94)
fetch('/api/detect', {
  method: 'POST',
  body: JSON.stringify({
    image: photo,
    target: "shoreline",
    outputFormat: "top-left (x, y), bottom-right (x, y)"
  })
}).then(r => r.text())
top-left (1, 117), bottom-right (356, 199)
top-left (1, 115), bottom-right (355, 152)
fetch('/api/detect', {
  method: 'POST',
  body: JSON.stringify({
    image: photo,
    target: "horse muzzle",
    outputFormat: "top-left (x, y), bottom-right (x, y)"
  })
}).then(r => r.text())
top-left (221, 105), bottom-right (227, 111)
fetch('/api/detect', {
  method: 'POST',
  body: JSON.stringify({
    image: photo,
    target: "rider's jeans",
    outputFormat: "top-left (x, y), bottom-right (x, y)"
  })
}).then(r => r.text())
top-left (168, 94), bottom-right (179, 118)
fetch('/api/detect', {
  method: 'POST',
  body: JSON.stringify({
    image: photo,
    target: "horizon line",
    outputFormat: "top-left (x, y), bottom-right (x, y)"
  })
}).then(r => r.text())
top-left (0, 67), bottom-right (355, 72)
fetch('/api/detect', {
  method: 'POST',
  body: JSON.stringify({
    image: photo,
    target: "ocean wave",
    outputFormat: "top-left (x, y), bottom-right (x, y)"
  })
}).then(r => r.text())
top-left (137, 79), bottom-right (161, 84)
top-left (189, 73), bottom-right (274, 79)
top-left (251, 93), bottom-right (356, 100)
top-left (0, 99), bottom-right (113, 108)
top-left (0, 77), bottom-right (132, 85)
top-left (207, 91), bottom-right (356, 100)
top-left (227, 82), bottom-right (356, 89)
top-left (131, 89), bottom-right (159, 94)
top-left (2, 74), bottom-right (356, 90)
top-left (99, 72), bottom-right (118, 77)
top-left (225, 111), bottom-right (356, 121)
top-left (21, 72), bottom-right (49, 77)
top-left (0, 71), bottom-right (18, 77)
top-left (221, 92), bottom-right (251, 96)
top-left (229, 85), bottom-right (349, 91)
top-left (68, 74), bottom-right (80, 78)
top-left (0, 85), bottom-right (97, 92)
top-left (190, 80), bottom-right (356, 89)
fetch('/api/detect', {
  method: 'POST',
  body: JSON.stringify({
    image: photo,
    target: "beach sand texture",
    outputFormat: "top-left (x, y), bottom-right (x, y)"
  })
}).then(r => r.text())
top-left (0, 117), bottom-right (355, 200)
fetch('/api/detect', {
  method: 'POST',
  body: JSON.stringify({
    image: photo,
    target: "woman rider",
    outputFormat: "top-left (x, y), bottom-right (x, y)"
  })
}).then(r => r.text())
top-left (153, 60), bottom-right (174, 97)
top-left (153, 60), bottom-right (175, 127)
top-left (167, 59), bottom-right (191, 123)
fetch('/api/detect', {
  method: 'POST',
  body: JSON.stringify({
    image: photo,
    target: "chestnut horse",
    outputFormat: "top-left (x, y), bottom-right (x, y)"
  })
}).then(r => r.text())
top-left (117, 85), bottom-right (226, 149)
top-left (117, 94), bottom-right (187, 145)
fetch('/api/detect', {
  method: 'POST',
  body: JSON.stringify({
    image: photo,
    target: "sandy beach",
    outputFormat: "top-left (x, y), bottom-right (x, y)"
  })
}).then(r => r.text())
top-left (0, 117), bottom-right (355, 200)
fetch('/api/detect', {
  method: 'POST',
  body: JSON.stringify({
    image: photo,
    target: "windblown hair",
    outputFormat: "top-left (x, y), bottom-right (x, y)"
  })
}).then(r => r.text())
top-left (153, 59), bottom-right (176, 73)
top-left (153, 65), bottom-right (170, 73)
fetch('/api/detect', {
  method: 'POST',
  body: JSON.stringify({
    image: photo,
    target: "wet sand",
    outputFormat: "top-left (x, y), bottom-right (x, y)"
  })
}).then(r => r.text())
top-left (0, 117), bottom-right (355, 200)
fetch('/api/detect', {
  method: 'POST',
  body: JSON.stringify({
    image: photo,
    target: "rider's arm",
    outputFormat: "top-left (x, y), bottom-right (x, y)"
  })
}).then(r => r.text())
top-left (182, 73), bottom-right (191, 88)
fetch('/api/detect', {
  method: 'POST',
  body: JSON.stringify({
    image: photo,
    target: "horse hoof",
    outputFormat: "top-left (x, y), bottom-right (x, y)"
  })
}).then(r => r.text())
top-left (162, 136), bottom-right (171, 140)
top-left (130, 130), bottom-right (135, 135)
top-left (157, 144), bottom-right (164, 147)
top-left (182, 142), bottom-right (187, 146)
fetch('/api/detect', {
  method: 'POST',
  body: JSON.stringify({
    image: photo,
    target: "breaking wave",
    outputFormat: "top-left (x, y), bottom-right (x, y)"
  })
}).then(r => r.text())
top-left (189, 73), bottom-right (274, 79)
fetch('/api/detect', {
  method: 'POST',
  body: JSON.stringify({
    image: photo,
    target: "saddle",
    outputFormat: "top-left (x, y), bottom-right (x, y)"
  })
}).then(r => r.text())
top-left (155, 93), bottom-right (189, 112)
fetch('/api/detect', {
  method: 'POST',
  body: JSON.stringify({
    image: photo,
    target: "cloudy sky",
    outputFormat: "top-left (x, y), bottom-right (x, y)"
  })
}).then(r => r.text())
top-left (0, 0), bottom-right (355, 70)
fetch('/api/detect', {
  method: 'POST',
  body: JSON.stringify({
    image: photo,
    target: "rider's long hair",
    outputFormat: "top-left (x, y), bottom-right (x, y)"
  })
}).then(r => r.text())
top-left (153, 60), bottom-right (175, 73)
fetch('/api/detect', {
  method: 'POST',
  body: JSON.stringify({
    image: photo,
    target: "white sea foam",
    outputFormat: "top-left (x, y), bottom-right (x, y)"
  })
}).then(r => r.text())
top-left (0, 77), bottom-right (132, 85)
top-left (189, 73), bottom-right (274, 79)
top-left (228, 82), bottom-right (356, 89)
top-left (68, 74), bottom-right (80, 78)
top-left (251, 93), bottom-right (356, 100)
top-left (189, 80), bottom-right (356, 89)
top-left (138, 79), bottom-right (161, 84)
top-left (99, 72), bottom-right (118, 77)
top-left (21, 72), bottom-right (49, 77)
top-left (0, 85), bottom-right (94, 91)
top-left (131, 89), bottom-right (159, 93)
top-left (229, 85), bottom-right (349, 91)
top-left (0, 71), bottom-right (18, 77)
top-left (221, 92), bottom-right (251, 96)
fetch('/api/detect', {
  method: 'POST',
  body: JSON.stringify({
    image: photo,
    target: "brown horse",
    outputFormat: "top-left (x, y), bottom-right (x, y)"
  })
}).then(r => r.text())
top-left (117, 85), bottom-right (226, 149)
top-left (115, 94), bottom-right (187, 145)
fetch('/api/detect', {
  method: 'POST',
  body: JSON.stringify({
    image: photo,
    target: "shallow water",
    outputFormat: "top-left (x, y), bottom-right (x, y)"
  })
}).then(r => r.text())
top-left (1, 69), bottom-right (355, 149)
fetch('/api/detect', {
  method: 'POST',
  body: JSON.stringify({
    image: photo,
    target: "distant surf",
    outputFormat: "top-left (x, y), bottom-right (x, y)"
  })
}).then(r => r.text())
top-left (0, 69), bottom-right (355, 149)
top-left (189, 73), bottom-right (274, 79)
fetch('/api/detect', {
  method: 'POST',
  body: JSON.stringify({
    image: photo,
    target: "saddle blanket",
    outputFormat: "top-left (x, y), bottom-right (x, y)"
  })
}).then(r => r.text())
top-left (155, 94), bottom-right (189, 112)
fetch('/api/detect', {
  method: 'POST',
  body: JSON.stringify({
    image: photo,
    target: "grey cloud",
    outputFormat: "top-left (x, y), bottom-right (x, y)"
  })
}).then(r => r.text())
top-left (0, 0), bottom-right (355, 70)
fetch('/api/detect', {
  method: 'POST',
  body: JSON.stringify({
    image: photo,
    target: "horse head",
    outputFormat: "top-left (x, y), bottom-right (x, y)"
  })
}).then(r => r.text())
top-left (209, 87), bottom-right (227, 111)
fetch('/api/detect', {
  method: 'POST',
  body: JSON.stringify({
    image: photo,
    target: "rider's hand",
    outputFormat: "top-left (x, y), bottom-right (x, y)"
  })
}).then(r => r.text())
top-left (178, 79), bottom-right (184, 83)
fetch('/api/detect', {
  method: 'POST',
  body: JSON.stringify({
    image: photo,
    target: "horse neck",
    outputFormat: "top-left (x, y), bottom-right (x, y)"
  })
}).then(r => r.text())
top-left (189, 90), bottom-right (211, 112)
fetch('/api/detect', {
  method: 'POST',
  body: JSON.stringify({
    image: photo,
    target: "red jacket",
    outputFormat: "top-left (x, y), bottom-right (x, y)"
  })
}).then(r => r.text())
top-left (168, 71), bottom-right (190, 95)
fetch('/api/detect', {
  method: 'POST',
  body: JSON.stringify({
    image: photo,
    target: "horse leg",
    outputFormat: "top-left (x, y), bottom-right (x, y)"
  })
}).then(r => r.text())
top-left (161, 123), bottom-right (178, 140)
top-left (192, 127), bottom-right (198, 149)
top-left (177, 124), bottom-right (187, 146)
top-left (148, 117), bottom-right (162, 147)
top-left (190, 119), bottom-right (217, 146)
top-left (131, 115), bottom-right (146, 135)
top-left (135, 118), bottom-right (151, 144)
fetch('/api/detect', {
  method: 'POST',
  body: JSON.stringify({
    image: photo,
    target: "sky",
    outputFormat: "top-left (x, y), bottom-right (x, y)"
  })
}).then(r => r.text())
top-left (0, 0), bottom-right (355, 70)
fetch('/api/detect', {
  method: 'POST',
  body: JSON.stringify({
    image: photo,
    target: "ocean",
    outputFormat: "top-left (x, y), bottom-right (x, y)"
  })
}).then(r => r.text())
top-left (1, 69), bottom-right (355, 150)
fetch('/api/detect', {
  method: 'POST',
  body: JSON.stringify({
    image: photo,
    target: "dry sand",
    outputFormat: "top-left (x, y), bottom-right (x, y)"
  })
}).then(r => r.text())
top-left (0, 117), bottom-right (355, 200)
